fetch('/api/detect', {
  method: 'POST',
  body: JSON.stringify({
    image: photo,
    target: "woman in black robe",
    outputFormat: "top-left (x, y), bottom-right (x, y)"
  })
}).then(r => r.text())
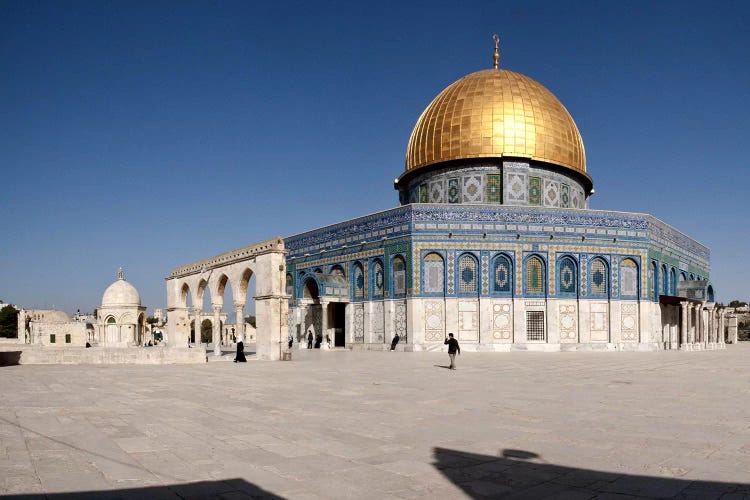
top-left (234, 338), bottom-right (247, 362)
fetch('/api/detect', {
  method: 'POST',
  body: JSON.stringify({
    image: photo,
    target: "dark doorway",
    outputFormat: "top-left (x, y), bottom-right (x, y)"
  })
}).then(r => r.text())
top-left (332, 303), bottom-right (346, 347)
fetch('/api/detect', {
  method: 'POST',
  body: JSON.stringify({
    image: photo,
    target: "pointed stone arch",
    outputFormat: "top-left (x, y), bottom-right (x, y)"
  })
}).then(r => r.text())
top-left (166, 237), bottom-right (288, 360)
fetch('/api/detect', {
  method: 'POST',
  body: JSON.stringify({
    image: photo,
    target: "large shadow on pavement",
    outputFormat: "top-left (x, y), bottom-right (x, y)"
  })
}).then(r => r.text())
top-left (433, 447), bottom-right (750, 499)
top-left (0, 351), bottom-right (22, 366)
top-left (2, 478), bottom-right (282, 499)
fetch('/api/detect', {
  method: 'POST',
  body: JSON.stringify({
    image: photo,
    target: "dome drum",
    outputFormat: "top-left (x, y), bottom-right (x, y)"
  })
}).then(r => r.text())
top-left (397, 158), bottom-right (590, 209)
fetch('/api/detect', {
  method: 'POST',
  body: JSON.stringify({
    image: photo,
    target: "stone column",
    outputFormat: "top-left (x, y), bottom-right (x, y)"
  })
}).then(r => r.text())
top-left (679, 301), bottom-right (688, 350)
top-left (212, 304), bottom-right (222, 356)
top-left (234, 302), bottom-right (245, 342)
top-left (193, 307), bottom-right (202, 345)
top-left (320, 300), bottom-right (330, 350)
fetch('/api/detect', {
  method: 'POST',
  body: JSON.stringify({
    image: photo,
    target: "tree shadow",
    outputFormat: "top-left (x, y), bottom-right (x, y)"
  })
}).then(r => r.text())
top-left (433, 447), bottom-right (750, 499)
top-left (2, 478), bottom-right (282, 499)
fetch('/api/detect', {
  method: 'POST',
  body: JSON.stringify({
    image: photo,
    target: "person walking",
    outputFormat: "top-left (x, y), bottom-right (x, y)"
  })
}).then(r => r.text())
top-left (234, 338), bottom-right (246, 362)
top-left (444, 333), bottom-right (460, 370)
top-left (307, 330), bottom-right (313, 349)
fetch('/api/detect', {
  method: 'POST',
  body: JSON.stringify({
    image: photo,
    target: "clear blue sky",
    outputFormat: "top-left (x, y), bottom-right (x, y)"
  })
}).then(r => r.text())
top-left (2, 0), bottom-right (748, 314)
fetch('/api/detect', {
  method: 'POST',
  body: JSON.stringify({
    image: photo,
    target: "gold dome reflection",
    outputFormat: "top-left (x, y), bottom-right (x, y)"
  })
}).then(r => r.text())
top-left (405, 69), bottom-right (587, 177)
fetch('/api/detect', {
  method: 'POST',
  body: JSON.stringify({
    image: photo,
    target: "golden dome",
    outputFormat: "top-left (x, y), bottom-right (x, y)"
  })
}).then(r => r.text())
top-left (405, 69), bottom-right (588, 178)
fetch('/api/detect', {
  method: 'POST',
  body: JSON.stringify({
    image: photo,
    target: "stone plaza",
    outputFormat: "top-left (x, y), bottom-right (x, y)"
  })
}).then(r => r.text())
top-left (1, 346), bottom-right (749, 499)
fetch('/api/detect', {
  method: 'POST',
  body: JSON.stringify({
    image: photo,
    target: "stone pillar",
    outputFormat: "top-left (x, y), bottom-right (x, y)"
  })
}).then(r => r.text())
top-left (212, 304), bottom-right (222, 356)
top-left (253, 243), bottom-right (288, 361)
top-left (320, 300), bottom-right (330, 350)
top-left (193, 307), bottom-right (202, 345)
top-left (679, 302), bottom-right (688, 350)
top-left (234, 302), bottom-right (245, 342)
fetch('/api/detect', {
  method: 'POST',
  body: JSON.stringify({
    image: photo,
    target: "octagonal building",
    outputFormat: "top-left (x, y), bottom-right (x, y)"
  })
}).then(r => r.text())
top-left (279, 45), bottom-right (726, 352)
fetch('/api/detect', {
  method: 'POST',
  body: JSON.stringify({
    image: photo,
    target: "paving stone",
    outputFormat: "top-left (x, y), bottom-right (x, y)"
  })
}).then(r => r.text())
top-left (0, 346), bottom-right (749, 498)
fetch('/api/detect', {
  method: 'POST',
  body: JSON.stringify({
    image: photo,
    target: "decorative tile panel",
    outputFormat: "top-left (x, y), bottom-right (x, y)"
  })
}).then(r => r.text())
top-left (590, 301), bottom-right (609, 341)
top-left (621, 303), bottom-right (638, 341)
top-left (429, 180), bottom-right (445, 203)
top-left (492, 302), bottom-right (512, 340)
top-left (447, 178), bottom-right (460, 204)
top-left (373, 301), bottom-right (384, 342)
top-left (458, 300), bottom-right (478, 341)
top-left (446, 251), bottom-right (455, 295)
top-left (394, 300), bottom-right (407, 342)
top-left (505, 172), bottom-right (527, 204)
top-left (543, 179), bottom-right (560, 207)
top-left (529, 176), bottom-right (541, 205)
top-left (419, 184), bottom-right (428, 203)
top-left (561, 184), bottom-right (570, 208)
top-left (424, 300), bottom-right (444, 341)
top-left (353, 304), bottom-right (364, 343)
top-left (486, 174), bottom-right (502, 203)
top-left (462, 175), bottom-right (483, 203)
top-left (559, 304), bottom-right (577, 340)
top-left (481, 253), bottom-right (489, 294)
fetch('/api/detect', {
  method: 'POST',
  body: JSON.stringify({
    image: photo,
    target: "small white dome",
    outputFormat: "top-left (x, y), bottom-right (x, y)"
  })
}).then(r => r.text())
top-left (101, 269), bottom-right (141, 306)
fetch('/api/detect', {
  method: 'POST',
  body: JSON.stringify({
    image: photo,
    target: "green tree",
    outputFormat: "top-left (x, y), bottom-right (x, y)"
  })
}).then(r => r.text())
top-left (0, 305), bottom-right (19, 338)
top-left (729, 300), bottom-right (747, 308)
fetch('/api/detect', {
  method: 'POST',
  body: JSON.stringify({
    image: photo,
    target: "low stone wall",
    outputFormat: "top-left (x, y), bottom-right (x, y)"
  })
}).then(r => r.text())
top-left (0, 344), bottom-right (207, 365)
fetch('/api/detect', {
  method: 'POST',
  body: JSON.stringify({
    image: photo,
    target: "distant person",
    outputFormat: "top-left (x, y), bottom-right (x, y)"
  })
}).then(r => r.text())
top-left (444, 333), bottom-right (460, 370)
top-left (307, 330), bottom-right (313, 349)
top-left (288, 333), bottom-right (294, 350)
top-left (314, 333), bottom-right (322, 349)
top-left (188, 336), bottom-right (192, 348)
top-left (390, 333), bottom-right (400, 351)
top-left (85, 342), bottom-right (91, 348)
top-left (234, 338), bottom-right (246, 362)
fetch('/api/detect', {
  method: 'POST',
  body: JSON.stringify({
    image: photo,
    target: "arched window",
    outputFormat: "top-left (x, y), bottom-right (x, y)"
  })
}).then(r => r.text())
top-left (331, 265), bottom-right (345, 278)
top-left (680, 271), bottom-right (687, 282)
top-left (660, 264), bottom-right (668, 296)
top-left (353, 262), bottom-right (364, 299)
top-left (557, 256), bottom-right (577, 296)
top-left (525, 255), bottom-right (545, 295)
top-left (707, 285), bottom-right (714, 302)
top-left (589, 258), bottom-right (608, 297)
top-left (492, 254), bottom-right (512, 294)
top-left (392, 255), bottom-right (406, 297)
top-left (372, 259), bottom-right (384, 297)
top-left (620, 258), bottom-right (638, 297)
top-left (458, 253), bottom-right (478, 294)
top-left (650, 261), bottom-right (658, 299)
top-left (422, 253), bottom-right (444, 294)
top-left (689, 273), bottom-right (695, 280)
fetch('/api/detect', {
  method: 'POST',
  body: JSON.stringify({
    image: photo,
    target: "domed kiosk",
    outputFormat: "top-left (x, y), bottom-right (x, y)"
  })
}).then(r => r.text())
top-left (96, 268), bottom-right (147, 347)
top-left (168, 38), bottom-right (728, 353)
